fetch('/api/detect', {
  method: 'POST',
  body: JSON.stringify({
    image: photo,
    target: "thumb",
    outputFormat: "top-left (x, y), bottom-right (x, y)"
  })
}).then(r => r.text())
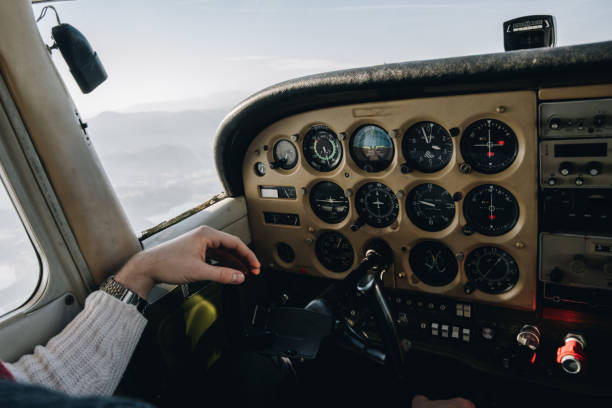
top-left (198, 263), bottom-right (245, 285)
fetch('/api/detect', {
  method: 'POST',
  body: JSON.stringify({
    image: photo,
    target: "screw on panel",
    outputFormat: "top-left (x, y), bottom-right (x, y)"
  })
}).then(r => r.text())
top-left (450, 127), bottom-right (460, 137)
top-left (290, 134), bottom-right (299, 142)
top-left (400, 164), bottom-right (412, 174)
top-left (459, 163), bottom-right (472, 174)
top-left (515, 241), bottom-right (525, 249)
top-left (397, 272), bottom-right (407, 279)
top-left (456, 252), bottom-right (465, 262)
top-left (390, 129), bottom-right (399, 139)
top-left (345, 188), bottom-right (353, 197)
top-left (453, 192), bottom-right (463, 201)
top-left (496, 106), bottom-right (506, 113)
top-left (305, 238), bottom-right (313, 245)
top-left (344, 172), bottom-right (350, 178)
top-left (338, 132), bottom-right (346, 141)
top-left (397, 190), bottom-right (405, 199)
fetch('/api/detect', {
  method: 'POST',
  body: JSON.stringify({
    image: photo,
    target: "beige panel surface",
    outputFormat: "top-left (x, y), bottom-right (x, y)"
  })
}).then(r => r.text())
top-left (538, 84), bottom-right (612, 101)
top-left (243, 91), bottom-right (538, 310)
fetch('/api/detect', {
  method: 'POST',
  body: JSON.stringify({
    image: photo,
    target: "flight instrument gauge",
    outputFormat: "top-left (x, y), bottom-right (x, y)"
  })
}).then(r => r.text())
top-left (355, 182), bottom-right (400, 228)
top-left (350, 125), bottom-right (394, 172)
top-left (271, 139), bottom-right (298, 170)
top-left (403, 121), bottom-right (454, 172)
top-left (310, 181), bottom-right (349, 224)
top-left (406, 183), bottom-right (455, 232)
top-left (465, 246), bottom-right (519, 294)
top-left (303, 125), bottom-right (343, 172)
top-left (464, 184), bottom-right (519, 236)
top-left (460, 119), bottom-right (518, 174)
top-left (315, 231), bottom-right (355, 272)
top-left (409, 241), bottom-right (458, 286)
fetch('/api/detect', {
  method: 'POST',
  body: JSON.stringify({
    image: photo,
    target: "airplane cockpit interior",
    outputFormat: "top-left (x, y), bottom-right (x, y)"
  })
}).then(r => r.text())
top-left (1, 1), bottom-right (612, 406)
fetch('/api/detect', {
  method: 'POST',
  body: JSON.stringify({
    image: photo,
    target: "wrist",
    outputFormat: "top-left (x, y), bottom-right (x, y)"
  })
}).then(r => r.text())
top-left (114, 253), bottom-right (155, 299)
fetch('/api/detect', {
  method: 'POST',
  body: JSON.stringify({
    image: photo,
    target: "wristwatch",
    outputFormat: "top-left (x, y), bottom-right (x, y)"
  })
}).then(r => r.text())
top-left (100, 275), bottom-right (148, 313)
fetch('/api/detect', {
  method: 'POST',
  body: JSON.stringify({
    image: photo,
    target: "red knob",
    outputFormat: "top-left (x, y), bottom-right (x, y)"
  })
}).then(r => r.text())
top-left (556, 335), bottom-right (586, 374)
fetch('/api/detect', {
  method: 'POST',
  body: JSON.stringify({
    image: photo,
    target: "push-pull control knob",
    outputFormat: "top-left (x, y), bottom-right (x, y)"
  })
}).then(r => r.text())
top-left (586, 161), bottom-right (602, 176)
top-left (559, 162), bottom-right (574, 176)
top-left (549, 118), bottom-right (562, 130)
top-left (516, 325), bottom-right (541, 350)
top-left (556, 334), bottom-right (586, 374)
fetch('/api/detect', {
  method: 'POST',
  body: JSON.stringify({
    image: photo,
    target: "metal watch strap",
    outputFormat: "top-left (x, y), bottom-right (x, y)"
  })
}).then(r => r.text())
top-left (100, 275), bottom-right (148, 313)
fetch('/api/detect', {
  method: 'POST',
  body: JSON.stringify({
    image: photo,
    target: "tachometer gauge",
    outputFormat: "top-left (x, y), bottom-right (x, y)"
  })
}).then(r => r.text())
top-left (403, 121), bottom-right (453, 172)
top-left (406, 183), bottom-right (455, 232)
top-left (315, 231), bottom-right (354, 272)
top-left (349, 125), bottom-right (394, 172)
top-left (271, 139), bottom-right (298, 170)
top-left (303, 125), bottom-right (343, 172)
top-left (355, 182), bottom-right (399, 228)
top-left (465, 246), bottom-right (519, 294)
top-left (464, 184), bottom-right (519, 236)
top-left (460, 119), bottom-right (518, 174)
top-left (409, 241), bottom-right (458, 286)
top-left (310, 181), bottom-right (349, 224)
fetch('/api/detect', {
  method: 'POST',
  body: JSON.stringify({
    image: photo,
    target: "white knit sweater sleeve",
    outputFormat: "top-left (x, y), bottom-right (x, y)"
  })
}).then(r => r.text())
top-left (5, 290), bottom-right (147, 396)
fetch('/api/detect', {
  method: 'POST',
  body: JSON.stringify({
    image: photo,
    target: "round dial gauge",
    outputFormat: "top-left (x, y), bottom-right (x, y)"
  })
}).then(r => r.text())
top-left (403, 121), bottom-right (453, 172)
top-left (460, 119), bottom-right (518, 174)
top-left (406, 183), bottom-right (455, 232)
top-left (272, 139), bottom-right (298, 170)
top-left (355, 182), bottom-right (400, 228)
top-left (303, 125), bottom-right (343, 172)
top-left (409, 241), bottom-right (458, 286)
top-left (315, 231), bottom-right (354, 272)
top-left (350, 125), bottom-right (394, 172)
top-left (465, 246), bottom-right (519, 294)
top-left (464, 184), bottom-right (519, 236)
top-left (310, 181), bottom-right (349, 224)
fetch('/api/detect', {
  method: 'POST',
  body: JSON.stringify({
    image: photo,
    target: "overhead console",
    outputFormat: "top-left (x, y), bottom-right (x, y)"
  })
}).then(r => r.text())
top-left (243, 91), bottom-right (538, 311)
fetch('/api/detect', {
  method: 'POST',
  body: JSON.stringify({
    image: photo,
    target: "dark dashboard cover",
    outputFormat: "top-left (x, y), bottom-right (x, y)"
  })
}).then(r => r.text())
top-left (215, 41), bottom-right (612, 196)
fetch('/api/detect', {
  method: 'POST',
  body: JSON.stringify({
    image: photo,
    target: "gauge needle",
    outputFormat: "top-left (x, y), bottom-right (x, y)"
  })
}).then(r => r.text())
top-left (431, 145), bottom-right (441, 150)
top-left (418, 200), bottom-right (436, 207)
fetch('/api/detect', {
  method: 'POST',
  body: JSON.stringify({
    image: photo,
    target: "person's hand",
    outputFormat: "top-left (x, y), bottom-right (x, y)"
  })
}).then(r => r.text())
top-left (412, 395), bottom-right (475, 408)
top-left (114, 226), bottom-right (261, 298)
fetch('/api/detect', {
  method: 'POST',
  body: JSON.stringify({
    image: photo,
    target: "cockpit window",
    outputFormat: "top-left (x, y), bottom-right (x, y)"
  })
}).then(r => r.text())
top-left (0, 182), bottom-right (40, 317)
top-left (31, 1), bottom-right (612, 232)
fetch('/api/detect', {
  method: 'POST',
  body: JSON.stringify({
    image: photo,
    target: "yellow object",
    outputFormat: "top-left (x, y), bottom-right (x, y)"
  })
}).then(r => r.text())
top-left (182, 294), bottom-right (218, 350)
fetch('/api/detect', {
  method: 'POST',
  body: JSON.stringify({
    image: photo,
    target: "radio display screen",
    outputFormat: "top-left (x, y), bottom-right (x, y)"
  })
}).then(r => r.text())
top-left (554, 143), bottom-right (607, 157)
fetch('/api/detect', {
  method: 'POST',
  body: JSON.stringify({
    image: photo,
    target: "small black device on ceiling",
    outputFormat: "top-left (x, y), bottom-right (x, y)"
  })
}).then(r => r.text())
top-left (503, 15), bottom-right (556, 51)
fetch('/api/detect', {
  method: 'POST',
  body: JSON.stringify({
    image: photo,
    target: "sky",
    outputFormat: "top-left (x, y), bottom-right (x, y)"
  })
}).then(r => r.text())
top-left (32, 0), bottom-right (612, 119)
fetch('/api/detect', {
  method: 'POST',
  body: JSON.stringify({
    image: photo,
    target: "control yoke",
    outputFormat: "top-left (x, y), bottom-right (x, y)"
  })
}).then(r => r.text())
top-left (354, 247), bottom-right (405, 376)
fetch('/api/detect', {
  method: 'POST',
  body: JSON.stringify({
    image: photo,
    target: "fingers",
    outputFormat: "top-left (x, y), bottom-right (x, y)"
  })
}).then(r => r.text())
top-left (198, 262), bottom-right (245, 285)
top-left (201, 227), bottom-right (261, 275)
top-left (207, 247), bottom-right (249, 274)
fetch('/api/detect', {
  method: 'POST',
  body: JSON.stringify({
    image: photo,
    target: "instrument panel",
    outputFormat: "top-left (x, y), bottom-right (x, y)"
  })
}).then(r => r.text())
top-left (242, 91), bottom-right (538, 310)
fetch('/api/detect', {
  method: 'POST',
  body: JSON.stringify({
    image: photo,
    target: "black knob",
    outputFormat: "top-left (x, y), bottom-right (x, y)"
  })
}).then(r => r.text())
top-left (575, 177), bottom-right (584, 186)
top-left (594, 115), bottom-right (606, 127)
top-left (586, 161), bottom-right (602, 176)
top-left (559, 162), bottom-right (574, 176)
top-left (549, 118), bottom-right (562, 130)
top-left (550, 267), bottom-right (564, 283)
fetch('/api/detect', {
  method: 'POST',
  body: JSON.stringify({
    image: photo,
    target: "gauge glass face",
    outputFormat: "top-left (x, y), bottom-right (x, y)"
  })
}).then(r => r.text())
top-left (315, 231), bottom-right (354, 272)
top-left (310, 181), bottom-right (349, 224)
top-left (350, 125), bottom-right (394, 172)
top-left (460, 119), bottom-right (518, 174)
top-left (464, 184), bottom-right (519, 236)
top-left (355, 182), bottom-right (399, 228)
top-left (303, 125), bottom-right (343, 172)
top-left (409, 241), bottom-right (458, 286)
top-left (406, 183), bottom-right (455, 232)
top-left (403, 121), bottom-right (453, 172)
top-left (465, 246), bottom-right (519, 294)
top-left (272, 139), bottom-right (298, 170)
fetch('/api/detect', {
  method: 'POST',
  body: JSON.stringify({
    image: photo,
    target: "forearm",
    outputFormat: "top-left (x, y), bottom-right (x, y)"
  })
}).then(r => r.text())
top-left (5, 291), bottom-right (147, 396)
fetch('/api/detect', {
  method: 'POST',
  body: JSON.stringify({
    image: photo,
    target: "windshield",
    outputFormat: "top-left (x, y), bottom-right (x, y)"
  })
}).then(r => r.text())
top-left (32, 0), bottom-right (612, 232)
